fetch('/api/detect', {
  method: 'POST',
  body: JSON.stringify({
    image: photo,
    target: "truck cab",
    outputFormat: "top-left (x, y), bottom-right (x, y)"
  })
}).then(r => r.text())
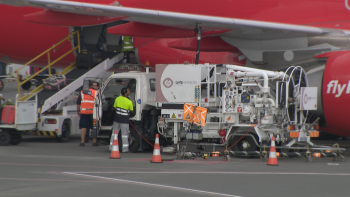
top-left (93, 70), bottom-right (156, 151)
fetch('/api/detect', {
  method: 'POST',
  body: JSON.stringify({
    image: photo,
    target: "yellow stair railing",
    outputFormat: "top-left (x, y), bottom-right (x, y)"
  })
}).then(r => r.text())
top-left (16, 30), bottom-right (81, 101)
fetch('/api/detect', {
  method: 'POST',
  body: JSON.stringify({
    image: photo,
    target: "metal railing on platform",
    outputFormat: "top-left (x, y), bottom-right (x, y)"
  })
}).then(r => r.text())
top-left (16, 30), bottom-right (81, 100)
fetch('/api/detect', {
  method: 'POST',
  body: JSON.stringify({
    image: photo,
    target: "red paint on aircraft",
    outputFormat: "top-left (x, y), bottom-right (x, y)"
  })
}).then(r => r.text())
top-left (319, 51), bottom-right (350, 137)
top-left (0, 6), bottom-right (75, 68)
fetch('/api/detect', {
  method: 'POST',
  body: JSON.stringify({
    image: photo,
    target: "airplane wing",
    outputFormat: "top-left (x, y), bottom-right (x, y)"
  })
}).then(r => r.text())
top-left (0, 0), bottom-right (343, 40)
top-left (2, 0), bottom-right (348, 64)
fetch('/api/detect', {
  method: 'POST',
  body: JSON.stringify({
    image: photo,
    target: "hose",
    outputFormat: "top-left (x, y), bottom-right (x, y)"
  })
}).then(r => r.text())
top-left (129, 121), bottom-right (154, 147)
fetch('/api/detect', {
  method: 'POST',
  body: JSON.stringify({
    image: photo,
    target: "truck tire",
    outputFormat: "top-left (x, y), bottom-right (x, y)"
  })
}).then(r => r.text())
top-left (0, 131), bottom-right (11, 146)
top-left (117, 126), bottom-right (140, 152)
top-left (21, 81), bottom-right (31, 90)
top-left (10, 134), bottom-right (22, 145)
top-left (118, 126), bottom-right (140, 152)
top-left (129, 126), bottom-right (140, 152)
top-left (57, 120), bottom-right (70, 142)
top-left (229, 135), bottom-right (258, 152)
top-left (0, 79), bottom-right (4, 91)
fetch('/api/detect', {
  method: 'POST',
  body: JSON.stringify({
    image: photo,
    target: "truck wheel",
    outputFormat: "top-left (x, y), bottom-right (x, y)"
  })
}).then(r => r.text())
top-left (117, 126), bottom-right (141, 152)
top-left (0, 80), bottom-right (4, 91)
top-left (57, 120), bottom-right (70, 142)
top-left (129, 126), bottom-right (140, 152)
top-left (229, 135), bottom-right (258, 152)
top-left (21, 81), bottom-right (31, 90)
top-left (10, 134), bottom-right (22, 145)
top-left (0, 131), bottom-right (11, 146)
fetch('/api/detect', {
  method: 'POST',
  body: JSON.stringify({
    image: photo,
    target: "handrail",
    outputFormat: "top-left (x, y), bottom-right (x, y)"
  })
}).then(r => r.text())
top-left (16, 30), bottom-right (81, 99)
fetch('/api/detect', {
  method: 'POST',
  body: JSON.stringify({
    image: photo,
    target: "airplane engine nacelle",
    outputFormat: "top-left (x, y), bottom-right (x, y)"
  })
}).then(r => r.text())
top-left (311, 51), bottom-right (350, 137)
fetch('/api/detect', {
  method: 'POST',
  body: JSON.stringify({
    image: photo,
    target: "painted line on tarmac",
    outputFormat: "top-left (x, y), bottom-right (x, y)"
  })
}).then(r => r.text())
top-left (0, 162), bottom-right (175, 171)
top-left (64, 172), bottom-right (242, 197)
top-left (65, 171), bottom-right (350, 176)
top-left (0, 177), bottom-right (115, 183)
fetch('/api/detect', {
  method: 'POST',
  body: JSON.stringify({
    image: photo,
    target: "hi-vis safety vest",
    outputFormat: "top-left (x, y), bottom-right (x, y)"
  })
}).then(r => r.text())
top-left (114, 96), bottom-right (133, 123)
top-left (121, 36), bottom-right (134, 52)
top-left (80, 89), bottom-right (98, 114)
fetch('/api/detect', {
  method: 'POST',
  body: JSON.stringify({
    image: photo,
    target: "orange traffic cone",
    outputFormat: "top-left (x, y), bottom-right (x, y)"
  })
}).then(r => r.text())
top-left (110, 130), bottom-right (121, 159)
top-left (150, 134), bottom-right (163, 163)
top-left (267, 136), bottom-right (278, 166)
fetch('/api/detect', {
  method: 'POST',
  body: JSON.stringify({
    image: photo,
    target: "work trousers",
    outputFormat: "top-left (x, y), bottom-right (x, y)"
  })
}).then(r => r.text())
top-left (112, 122), bottom-right (129, 152)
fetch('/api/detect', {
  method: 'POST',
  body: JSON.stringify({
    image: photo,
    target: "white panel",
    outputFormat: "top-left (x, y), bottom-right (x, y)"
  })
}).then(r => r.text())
top-left (16, 95), bottom-right (37, 130)
top-left (300, 87), bottom-right (317, 110)
top-left (158, 64), bottom-right (201, 103)
top-left (161, 109), bottom-right (183, 119)
top-left (306, 66), bottom-right (325, 115)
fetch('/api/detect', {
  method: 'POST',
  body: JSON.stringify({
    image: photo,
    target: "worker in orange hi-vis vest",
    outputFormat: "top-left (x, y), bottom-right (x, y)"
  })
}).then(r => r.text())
top-left (76, 80), bottom-right (98, 146)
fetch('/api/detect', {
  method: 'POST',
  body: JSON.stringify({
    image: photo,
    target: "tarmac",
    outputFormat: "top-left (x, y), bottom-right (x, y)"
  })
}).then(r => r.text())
top-left (1, 136), bottom-right (350, 197)
top-left (1, 78), bottom-right (350, 197)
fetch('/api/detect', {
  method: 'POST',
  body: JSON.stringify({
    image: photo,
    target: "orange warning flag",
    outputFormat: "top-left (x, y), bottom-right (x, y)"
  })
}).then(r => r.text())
top-left (183, 103), bottom-right (195, 122)
top-left (193, 106), bottom-right (207, 127)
